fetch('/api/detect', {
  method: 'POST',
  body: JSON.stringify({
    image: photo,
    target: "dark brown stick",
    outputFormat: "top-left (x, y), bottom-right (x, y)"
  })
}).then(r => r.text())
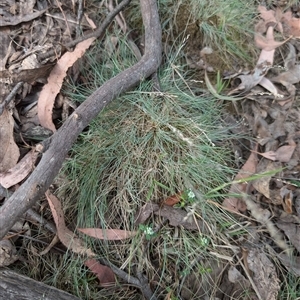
top-left (0, 0), bottom-right (161, 240)
top-left (98, 258), bottom-right (157, 300)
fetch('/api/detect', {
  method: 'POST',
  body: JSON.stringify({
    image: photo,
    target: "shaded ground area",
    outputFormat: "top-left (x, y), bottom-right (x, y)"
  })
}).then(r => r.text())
top-left (0, 0), bottom-right (300, 299)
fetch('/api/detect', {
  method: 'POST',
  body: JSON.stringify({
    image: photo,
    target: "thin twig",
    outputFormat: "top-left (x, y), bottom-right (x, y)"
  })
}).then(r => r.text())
top-left (54, 0), bottom-right (72, 39)
top-left (0, 81), bottom-right (24, 116)
top-left (99, 257), bottom-right (157, 300)
top-left (75, 0), bottom-right (84, 38)
top-left (38, 0), bottom-right (132, 61)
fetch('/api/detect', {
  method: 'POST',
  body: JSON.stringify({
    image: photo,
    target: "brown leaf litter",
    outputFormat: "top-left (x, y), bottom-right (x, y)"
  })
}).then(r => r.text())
top-left (220, 3), bottom-right (300, 292)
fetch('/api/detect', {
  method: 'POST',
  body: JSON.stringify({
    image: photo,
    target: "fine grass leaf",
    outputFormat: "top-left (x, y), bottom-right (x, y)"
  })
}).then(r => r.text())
top-left (0, 149), bottom-right (38, 188)
top-left (77, 228), bottom-right (137, 240)
top-left (205, 71), bottom-right (244, 101)
top-left (38, 37), bottom-right (96, 132)
top-left (84, 258), bottom-right (115, 286)
top-left (45, 190), bottom-right (95, 257)
top-left (0, 109), bottom-right (20, 173)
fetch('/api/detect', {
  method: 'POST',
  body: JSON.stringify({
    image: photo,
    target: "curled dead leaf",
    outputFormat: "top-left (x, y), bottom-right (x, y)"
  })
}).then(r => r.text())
top-left (84, 258), bottom-right (115, 287)
top-left (38, 37), bottom-right (96, 132)
top-left (163, 191), bottom-right (183, 206)
top-left (0, 149), bottom-right (39, 188)
top-left (280, 187), bottom-right (293, 214)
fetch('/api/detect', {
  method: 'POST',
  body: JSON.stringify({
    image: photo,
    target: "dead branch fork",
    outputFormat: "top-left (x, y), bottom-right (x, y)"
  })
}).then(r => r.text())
top-left (0, 0), bottom-right (162, 240)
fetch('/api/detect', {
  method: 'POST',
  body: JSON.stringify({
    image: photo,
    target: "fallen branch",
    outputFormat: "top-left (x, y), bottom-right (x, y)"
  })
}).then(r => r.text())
top-left (0, 0), bottom-right (162, 240)
top-left (0, 270), bottom-right (80, 300)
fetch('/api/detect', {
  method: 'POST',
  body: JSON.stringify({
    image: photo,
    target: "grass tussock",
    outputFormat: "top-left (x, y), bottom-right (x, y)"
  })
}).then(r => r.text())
top-left (51, 34), bottom-right (248, 299)
top-left (127, 0), bottom-right (258, 67)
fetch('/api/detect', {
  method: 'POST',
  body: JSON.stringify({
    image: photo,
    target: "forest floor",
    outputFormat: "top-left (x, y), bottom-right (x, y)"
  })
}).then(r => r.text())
top-left (0, 0), bottom-right (300, 299)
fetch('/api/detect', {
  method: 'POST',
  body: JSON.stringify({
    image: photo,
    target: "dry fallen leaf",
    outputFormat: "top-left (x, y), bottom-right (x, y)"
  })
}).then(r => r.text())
top-left (0, 239), bottom-right (18, 267)
top-left (0, 109), bottom-right (20, 173)
top-left (45, 190), bottom-right (95, 257)
top-left (258, 77), bottom-right (279, 96)
top-left (270, 43), bottom-right (300, 101)
top-left (256, 143), bottom-right (296, 163)
top-left (255, 26), bottom-right (288, 51)
top-left (0, 149), bottom-right (39, 188)
top-left (247, 248), bottom-right (280, 300)
top-left (84, 13), bottom-right (97, 29)
top-left (252, 160), bottom-right (282, 201)
top-left (229, 38), bottom-right (276, 95)
top-left (227, 14), bottom-right (290, 96)
top-left (272, 65), bottom-right (300, 85)
top-left (227, 266), bottom-right (251, 295)
top-left (135, 202), bottom-right (159, 225)
top-left (280, 187), bottom-right (293, 214)
top-left (77, 228), bottom-right (137, 240)
top-left (38, 37), bottom-right (96, 132)
top-left (223, 144), bottom-right (258, 213)
top-left (135, 202), bottom-right (204, 231)
top-left (282, 10), bottom-right (300, 37)
top-left (163, 191), bottom-right (183, 206)
top-left (276, 220), bottom-right (300, 252)
top-left (45, 191), bottom-right (116, 286)
top-left (257, 6), bottom-right (281, 32)
top-left (274, 142), bottom-right (296, 163)
top-left (277, 253), bottom-right (300, 276)
top-left (0, 10), bottom-right (46, 27)
top-left (155, 205), bottom-right (204, 231)
top-left (84, 258), bottom-right (115, 286)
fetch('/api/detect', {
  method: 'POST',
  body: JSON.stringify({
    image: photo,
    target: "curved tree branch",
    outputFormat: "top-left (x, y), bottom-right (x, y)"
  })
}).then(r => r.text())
top-left (0, 0), bottom-right (162, 240)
